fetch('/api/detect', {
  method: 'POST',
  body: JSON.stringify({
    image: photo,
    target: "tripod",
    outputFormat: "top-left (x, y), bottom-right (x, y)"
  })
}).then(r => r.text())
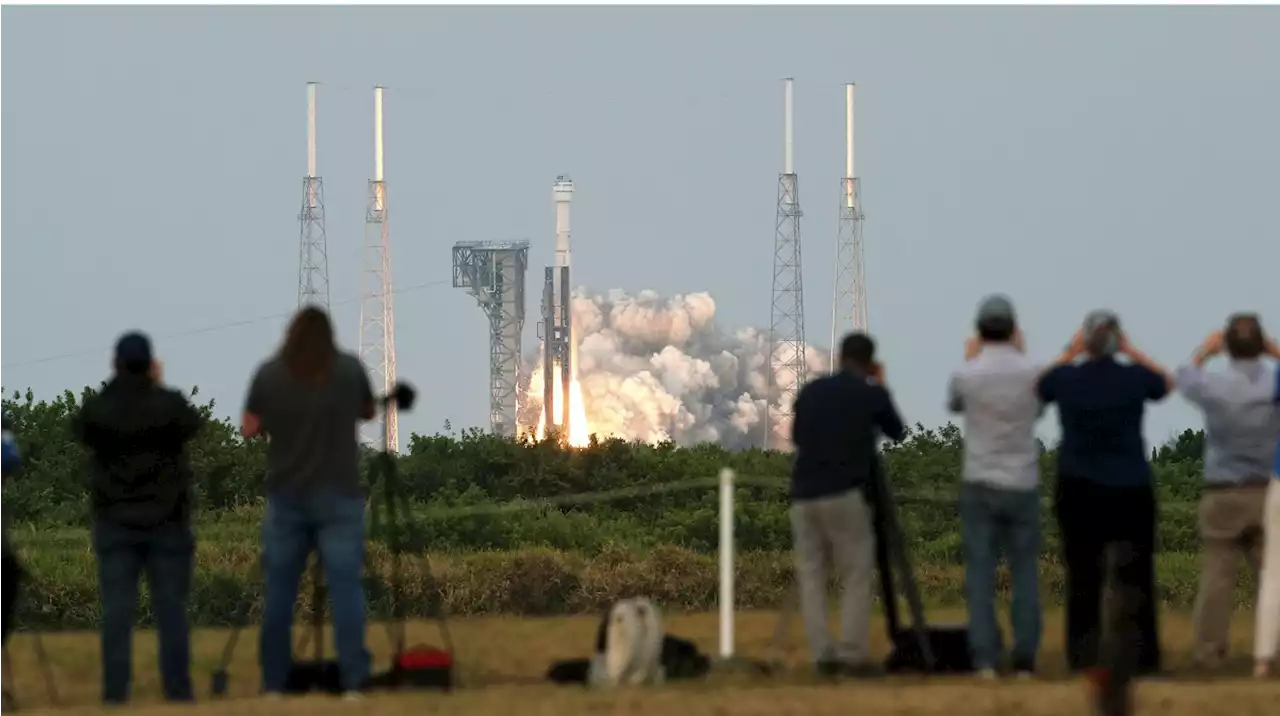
top-left (210, 382), bottom-right (453, 697)
top-left (1, 552), bottom-right (61, 709)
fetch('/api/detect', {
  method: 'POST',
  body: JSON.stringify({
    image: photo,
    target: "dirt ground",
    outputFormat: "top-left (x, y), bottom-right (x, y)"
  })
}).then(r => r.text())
top-left (4, 608), bottom-right (1278, 715)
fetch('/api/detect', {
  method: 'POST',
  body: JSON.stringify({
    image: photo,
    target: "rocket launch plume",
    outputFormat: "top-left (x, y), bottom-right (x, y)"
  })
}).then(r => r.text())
top-left (521, 288), bottom-right (830, 449)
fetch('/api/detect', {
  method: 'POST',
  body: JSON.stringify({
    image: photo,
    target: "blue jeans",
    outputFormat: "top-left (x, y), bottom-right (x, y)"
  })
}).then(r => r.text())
top-left (92, 521), bottom-right (194, 704)
top-left (959, 482), bottom-right (1043, 671)
top-left (259, 491), bottom-right (370, 692)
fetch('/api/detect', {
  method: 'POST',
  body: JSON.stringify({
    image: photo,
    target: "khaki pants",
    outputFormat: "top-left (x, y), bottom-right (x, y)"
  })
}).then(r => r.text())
top-left (790, 489), bottom-right (875, 665)
top-left (1191, 483), bottom-right (1267, 663)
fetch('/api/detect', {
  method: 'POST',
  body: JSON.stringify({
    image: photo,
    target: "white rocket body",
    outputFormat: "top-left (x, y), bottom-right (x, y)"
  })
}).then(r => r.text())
top-left (552, 176), bottom-right (576, 377)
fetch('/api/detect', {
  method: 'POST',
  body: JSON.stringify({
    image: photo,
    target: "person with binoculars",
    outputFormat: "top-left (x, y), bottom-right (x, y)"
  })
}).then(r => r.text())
top-left (240, 306), bottom-right (380, 701)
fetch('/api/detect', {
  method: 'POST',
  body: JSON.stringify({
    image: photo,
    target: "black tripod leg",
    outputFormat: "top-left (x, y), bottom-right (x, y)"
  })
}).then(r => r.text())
top-left (30, 631), bottom-right (57, 706)
top-left (881, 489), bottom-right (935, 670)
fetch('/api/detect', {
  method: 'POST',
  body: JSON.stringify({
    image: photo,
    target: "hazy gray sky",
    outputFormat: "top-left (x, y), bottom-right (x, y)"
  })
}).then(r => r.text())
top-left (3, 5), bottom-right (1278, 449)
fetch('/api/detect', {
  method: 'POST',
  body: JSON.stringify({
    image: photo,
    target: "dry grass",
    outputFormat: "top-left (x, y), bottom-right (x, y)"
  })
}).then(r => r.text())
top-left (4, 608), bottom-right (1278, 715)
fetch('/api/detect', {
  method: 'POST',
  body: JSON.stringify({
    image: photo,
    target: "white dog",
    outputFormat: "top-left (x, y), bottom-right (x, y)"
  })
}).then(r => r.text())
top-left (588, 597), bottom-right (666, 687)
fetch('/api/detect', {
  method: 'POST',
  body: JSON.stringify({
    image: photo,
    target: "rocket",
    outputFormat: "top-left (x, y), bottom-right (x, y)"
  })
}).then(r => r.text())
top-left (542, 175), bottom-right (576, 438)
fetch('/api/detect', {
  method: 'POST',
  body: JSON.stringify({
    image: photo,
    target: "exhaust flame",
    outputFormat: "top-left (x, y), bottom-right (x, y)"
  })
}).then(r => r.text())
top-left (533, 360), bottom-right (592, 447)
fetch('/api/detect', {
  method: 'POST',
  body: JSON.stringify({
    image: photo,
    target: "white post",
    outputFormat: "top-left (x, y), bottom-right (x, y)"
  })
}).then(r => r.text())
top-left (718, 467), bottom-right (736, 659)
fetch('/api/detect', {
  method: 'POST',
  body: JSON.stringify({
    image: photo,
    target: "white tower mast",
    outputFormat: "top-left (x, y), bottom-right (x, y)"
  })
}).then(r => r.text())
top-left (831, 82), bottom-right (867, 362)
top-left (359, 86), bottom-right (399, 452)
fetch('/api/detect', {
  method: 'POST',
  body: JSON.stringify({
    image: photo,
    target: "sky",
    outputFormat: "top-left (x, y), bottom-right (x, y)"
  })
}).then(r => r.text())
top-left (2, 5), bottom-right (1278, 452)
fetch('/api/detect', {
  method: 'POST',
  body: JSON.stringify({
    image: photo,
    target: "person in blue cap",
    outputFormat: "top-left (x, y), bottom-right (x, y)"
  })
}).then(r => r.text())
top-left (72, 331), bottom-right (204, 705)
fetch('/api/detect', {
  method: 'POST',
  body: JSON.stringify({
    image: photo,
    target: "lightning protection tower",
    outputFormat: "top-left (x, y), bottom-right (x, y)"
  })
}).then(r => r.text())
top-left (452, 240), bottom-right (530, 438)
top-left (765, 77), bottom-right (807, 451)
top-left (298, 81), bottom-right (331, 309)
top-left (830, 82), bottom-right (867, 357)
top-left (359, 86), bottom-right (400, 452)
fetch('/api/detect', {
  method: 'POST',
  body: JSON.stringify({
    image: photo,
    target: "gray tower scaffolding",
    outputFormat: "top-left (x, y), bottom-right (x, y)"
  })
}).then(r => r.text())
top-left (765, 78), bottom-right (807, 451)
top-left (452, 241), bottom-right (531, 437)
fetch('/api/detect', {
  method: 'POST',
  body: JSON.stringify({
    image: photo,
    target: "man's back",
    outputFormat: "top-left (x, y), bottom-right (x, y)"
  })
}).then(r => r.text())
top-left (75, 376), bottom-right (203, 528)
top-left (791, 372), bottom-right (906, 501)
top-left (949, 345), bottom-right (1044, 491)
top-left (246, 351), bottom-right (373, 498)
top-left (1177, 360), bottom-right (1280, 483)
top-left (1039, 359), bottom-right (1167, 487)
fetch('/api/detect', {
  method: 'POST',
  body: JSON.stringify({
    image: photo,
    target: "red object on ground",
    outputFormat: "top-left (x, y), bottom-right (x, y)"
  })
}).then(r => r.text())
top-left (396, 648), bottom-right (453, 670)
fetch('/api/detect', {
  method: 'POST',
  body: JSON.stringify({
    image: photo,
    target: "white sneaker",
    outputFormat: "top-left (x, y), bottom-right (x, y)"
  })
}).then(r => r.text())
top-left (263, 692), bottom-right (284, 701)
top-left (977, 668), bottom-right (999, 681)
top-left (342, 691), bottom-right (363, 702)
top-left (1015, 670), bottom-right (1034, 681)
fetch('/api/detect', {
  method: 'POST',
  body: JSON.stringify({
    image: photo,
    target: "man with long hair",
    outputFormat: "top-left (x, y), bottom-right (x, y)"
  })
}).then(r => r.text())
top-left (73, 332), bottom-right (204, 705)
top-left (1037, 311), bottom-right (1173, 676)
top-left (241, 306), bottom-right (377, 699)
top-left (1176, 314), bottom-right (1280, 670)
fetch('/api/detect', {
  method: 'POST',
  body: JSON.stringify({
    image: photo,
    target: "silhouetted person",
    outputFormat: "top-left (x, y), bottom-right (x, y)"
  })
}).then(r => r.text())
top-left (73, 332), bottom-right (203, 705)
top-left (3, 415), bottom-right (22, 647)
top-left (241, 306), bottom-right (377, 699)
top-left (789, 332), bottom-right (906, 677)
top-left (1176, 314), bottom-right (1280, 669)
top-left (1038, 310), bottom-right (1173, 676)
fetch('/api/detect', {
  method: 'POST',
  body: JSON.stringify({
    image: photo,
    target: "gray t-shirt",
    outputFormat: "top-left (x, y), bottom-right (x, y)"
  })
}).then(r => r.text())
top-left (244, 351), bottom-right (374, 498)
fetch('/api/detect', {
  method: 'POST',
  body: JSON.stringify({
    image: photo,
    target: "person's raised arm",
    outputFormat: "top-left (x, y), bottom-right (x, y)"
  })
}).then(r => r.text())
top-left (1120, 333), bottom-right (1174, 400)
top-left (1176, 331), bottom-right (1222, 408)
top-left (947, 373), bottom-right (966, 414)
top-left (874, 384), bottom-right (907, 444)
top-left (241, 366), bottom-right (266, 439)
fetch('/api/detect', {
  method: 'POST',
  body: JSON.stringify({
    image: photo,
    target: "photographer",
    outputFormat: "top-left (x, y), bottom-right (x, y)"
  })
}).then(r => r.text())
top-left (1038, 311), bottom-right (1173, 676)
top-left (947, 295), bottom-right (1045, 679)
top-left (73, 332), bottom-right (204, 705)
top-left (241, 306), bottom-right (377, 700)
top-left (789, 332), bottom-right (905, 677)
top-left (1175, 314), bottom-right (1280, 670)
top-left (3, 415), bottom-right (22, 647)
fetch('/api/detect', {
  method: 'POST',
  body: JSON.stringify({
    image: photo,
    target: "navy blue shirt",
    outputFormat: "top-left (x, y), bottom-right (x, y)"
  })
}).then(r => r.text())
top-left (1037, 358), bottom-right (1169, 488)
top-left (791, 371), bottom-right (907, 501)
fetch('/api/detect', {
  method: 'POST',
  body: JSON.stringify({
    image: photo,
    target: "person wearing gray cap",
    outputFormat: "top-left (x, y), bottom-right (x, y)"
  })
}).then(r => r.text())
top-left (1175, 314), bottom-right (1280, 672)
top-left (947, 294), bottom-right (1045, 679)
top-left (1037, 310), bottom-right (1174, 677)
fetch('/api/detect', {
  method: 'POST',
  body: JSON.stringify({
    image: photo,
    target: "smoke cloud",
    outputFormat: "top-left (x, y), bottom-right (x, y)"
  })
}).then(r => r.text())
top-left (520, 289), bottom-right (830, 449)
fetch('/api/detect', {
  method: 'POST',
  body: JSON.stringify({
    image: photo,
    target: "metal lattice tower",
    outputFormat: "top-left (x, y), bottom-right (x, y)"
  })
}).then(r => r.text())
top-left (765, 78), bottom-right (807, 451)
top-left (831, 83), bottom-right (867, 357)
top-left (298, 82), bottom-right (331, 310)
top-left (358, 86), bottom-right (399, 452)
top-left (452, 241), bottom-right (530, 437)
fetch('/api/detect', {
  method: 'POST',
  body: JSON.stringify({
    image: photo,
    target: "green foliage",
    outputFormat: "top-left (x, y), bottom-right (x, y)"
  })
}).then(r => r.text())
top-left (1, 384), bottom-right (1219, 628)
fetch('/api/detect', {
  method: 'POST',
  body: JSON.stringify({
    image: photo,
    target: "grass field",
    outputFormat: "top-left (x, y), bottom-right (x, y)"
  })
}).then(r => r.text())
top-left (4, 608), bottom-right (1278, 715)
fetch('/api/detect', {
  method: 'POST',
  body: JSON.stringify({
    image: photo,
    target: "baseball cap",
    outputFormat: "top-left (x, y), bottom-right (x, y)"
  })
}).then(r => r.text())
top-left (976, 294), bottom-right (1016, 325)
top-left (114, 331), bottom-right (154, 372)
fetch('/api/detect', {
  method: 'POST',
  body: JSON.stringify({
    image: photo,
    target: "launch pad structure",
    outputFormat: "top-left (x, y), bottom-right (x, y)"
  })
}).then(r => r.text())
top-left (831, 82), bottom-right (868, 350)
top-left (451, 240), bottom-right (531, 438)
top-left (297, 81), bottom-right (331, 310)
top-left (765, 78), bottom-right (807, 450)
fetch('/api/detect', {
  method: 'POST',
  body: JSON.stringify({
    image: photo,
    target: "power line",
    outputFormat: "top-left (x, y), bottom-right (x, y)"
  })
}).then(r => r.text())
top-left (1, 279), bottom-right (450, 370)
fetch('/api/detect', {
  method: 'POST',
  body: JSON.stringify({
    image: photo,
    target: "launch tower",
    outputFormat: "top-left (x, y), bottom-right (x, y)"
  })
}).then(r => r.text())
top-left (765, 78), bottom-right (807, 451)
top-left (297, 81), bottom-right (330, 310)
top-left (831, 82), bottom-right (867, 353)
top-left (452, 240), bottom-right (530, 437)
top-left (358, 86), bottom-right (400, 452)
